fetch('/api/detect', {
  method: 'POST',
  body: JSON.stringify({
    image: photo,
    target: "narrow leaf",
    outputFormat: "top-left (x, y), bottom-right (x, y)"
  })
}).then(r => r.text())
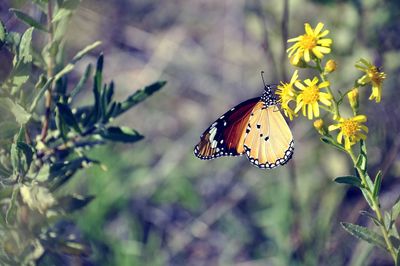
top-left (334, 175), bottom-right (362, 188)
top-left (372, 170), bottom-right (382, 199)
top-left (393, 197), bottom-right (400, 220)
top-left (341, 222), bottom-right (387, 250)
top-left (71, 41), bottom-right (101, 63)
top-left (0, 20), bottom-right (5, 46)
top-left (54, 63), bottom-right (74, 81)
top-left (70, 64), bottom-right (92, 99)
top-left (58, 195), bottom-right (94, 212)
top-left (114, 80), bottom-right (167, 117)
top-left (56, 103), bottom-right (82, 134)
top-left (29, 77), bottom-right (53, 112)
top-left (100, 126), bottom-right (144, 143)
top-left (10, 9), bottom-right (48, 32)
top-left (357, 140), bottom-right (368, 173)
top-left (360, 210), bottom-right (381, 226)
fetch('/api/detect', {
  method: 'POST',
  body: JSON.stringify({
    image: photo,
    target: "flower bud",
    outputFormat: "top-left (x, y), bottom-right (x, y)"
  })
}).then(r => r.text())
top-left (347, 88), bottom-right (359, 114)
top-left (313, 119), bottom-right (327, 135)
top-left (324, 59), bottom-right (337, 74)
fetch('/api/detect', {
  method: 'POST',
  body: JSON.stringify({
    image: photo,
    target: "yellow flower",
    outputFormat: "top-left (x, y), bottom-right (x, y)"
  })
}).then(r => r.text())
top-left (287, 22), bottom-right (332, 65)
top-left (294, 77), bottom-right (332, 120)
top-left (276, 70), bottom-right (299, 120)
top-left (356, 59), bottom-right (386, 103)
top-left (328, 115), bottom-right (368, 150)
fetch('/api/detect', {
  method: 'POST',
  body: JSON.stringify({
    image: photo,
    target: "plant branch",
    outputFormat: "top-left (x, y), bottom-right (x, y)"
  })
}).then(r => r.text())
top-left (347, 148), bottom-right (397, 261)
top-left (40, 0), bottom-right (55, 141)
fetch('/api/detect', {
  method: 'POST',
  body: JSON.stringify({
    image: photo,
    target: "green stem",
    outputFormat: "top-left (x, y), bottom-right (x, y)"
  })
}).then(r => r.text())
top-left (315, 59), bottom-right (340, 119)
top-left (347, 148), bottom-right (397, 261)
top-left (40, 0), bottom-right (55, 141)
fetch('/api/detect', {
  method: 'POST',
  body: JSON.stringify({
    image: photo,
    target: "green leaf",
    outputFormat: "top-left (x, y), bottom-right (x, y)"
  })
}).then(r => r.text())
top-left (341, 222), bottom-right (387, 250)
top-left (100, 126), bottom-right (144, 143)
top-left (54, 63), bottom-right (74, 81)
top-left (58, 194), bottom-right (94, 212)
top-left (71, 41), bottom-right (101, 63)
top-left (372, 170), bottom-right (382, 199)
top-left (360, 187), bottom-right (374, 208)
top-left (54, 41), bottom-right (101, 82)
top-left (320, 136), bottom-right (346, 152)
top-left (334, 175), bottom-right (362, 188)
top-left (356, 140), bottom-right (368, 173)
top-left (11, 140), bottom-right (33, 176)
top-left (393, 197), bottom-right (400, 220)
top-left (29, 77), bottom-right (53, 112)
top-left (359, 210), bottom-right (381, 226)
top-left (49, 157), bottom-right (94, 190)
top-left (10, 9), bottom-right (48, 32)
top-left (114, 80), bottom-right (167, 117)
top-left (0, 20), bottom-right (5, 46)
top-left (70, 64), bottom-right (92, 99)
top-left (55, 104), bottom-right (68, 140)
top-left (18, 27), bottom-right (34, 63)
top-left (89, 54), bottom-right (103, 125)
top-left (52, 0), bottom-right (81, 23)
top-left (17, 141), bottom-right (33, 171)
top-left (56, 103), bottom-right (82, 133)
top-left (0, 98), bottom-right (31, 125)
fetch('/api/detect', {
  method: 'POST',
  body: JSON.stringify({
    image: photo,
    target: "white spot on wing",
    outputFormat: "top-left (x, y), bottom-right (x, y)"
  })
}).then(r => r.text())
top-left (209, 127), bottom-right (217, 142)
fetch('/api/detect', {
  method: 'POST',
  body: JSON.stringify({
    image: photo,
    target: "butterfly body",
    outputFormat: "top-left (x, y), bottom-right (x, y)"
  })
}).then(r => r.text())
top-left (194, 85), bottom-right (294, 169)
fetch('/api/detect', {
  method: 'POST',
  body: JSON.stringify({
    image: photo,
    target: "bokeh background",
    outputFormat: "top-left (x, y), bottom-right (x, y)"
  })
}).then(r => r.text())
top-left (2, 0), bottom-right (400, 265)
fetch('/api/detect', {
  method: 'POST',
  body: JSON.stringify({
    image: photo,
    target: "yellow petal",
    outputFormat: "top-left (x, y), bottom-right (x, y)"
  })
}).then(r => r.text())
top-left (288, 36), bottom-right (302, 42)
top-left (337, 131), bottom-right (343, 143)
top-left (328, 124), bottom-right (340, 131)
top-left (320, 97), bottom-right (332, 106)
top-left (295, 81), bottom-right (305, 90)
top-left (312, 47), bottom-right (324, 58)
top-left (353, 115), bottom-right (367, 122)
top-left (304, 23), bottom-right (313, 35)
top-left (290, 70), bottom-right (299, 84)
top-left (316, 46), bottom-right (331, 54)
top-left (314, 23), bottom-right (324, 35)
top-left (307, 105), bottom-right (313, 119)
top-left (294, 102), bottom-right (303, 113)
top-left (304, 49), bottom-right (311, 62)
top-left (318, 81), bottom-right (330, 88)
top-left (313, 102), bottom-right (320, 117)
top-left (318, 30), bottom-right (330, 38)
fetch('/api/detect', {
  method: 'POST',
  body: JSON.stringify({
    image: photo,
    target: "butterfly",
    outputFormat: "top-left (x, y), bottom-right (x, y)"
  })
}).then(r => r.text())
top-left (194, 75), bottom-right (294, 169)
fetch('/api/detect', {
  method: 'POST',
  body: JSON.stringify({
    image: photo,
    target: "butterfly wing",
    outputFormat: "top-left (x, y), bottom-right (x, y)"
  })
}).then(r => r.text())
top-left (243, 105), bottom-right (294, 168)
top-left (194, 97), bottom-right (260, 160)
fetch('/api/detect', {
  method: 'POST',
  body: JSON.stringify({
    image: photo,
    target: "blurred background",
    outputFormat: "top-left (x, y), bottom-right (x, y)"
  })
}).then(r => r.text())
top-left (2, 0), bottom-right (400, 265)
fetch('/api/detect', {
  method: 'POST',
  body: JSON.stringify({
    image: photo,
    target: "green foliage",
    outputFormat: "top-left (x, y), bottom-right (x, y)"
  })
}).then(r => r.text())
top-left (0, 1), bottom-right (165, 264)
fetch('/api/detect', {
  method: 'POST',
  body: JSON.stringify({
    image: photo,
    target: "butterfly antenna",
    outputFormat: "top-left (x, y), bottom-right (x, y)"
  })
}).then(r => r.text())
top-left (260, 71), bottom-right (267, 88)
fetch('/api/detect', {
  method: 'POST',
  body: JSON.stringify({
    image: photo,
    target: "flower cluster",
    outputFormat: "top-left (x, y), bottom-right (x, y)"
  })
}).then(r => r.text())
top-left (277, 22), bottom-right (386, 150)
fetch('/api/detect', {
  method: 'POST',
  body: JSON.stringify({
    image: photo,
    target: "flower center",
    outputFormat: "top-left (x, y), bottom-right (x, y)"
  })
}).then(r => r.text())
top-left (342, 119), bottom-right (359, 137)
top-left (302, 85), bottom-right (319, 104)
top-left (300, 35), bottom-right (317, 49)
top-left (368, 67), bottom-right (386, 85)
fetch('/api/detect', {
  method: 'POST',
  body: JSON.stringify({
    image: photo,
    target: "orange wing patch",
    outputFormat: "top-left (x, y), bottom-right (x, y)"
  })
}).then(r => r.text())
top-left (194, 98), bottom-right (260, 160)
top-left (243, 105), bottom-right (294, 168)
